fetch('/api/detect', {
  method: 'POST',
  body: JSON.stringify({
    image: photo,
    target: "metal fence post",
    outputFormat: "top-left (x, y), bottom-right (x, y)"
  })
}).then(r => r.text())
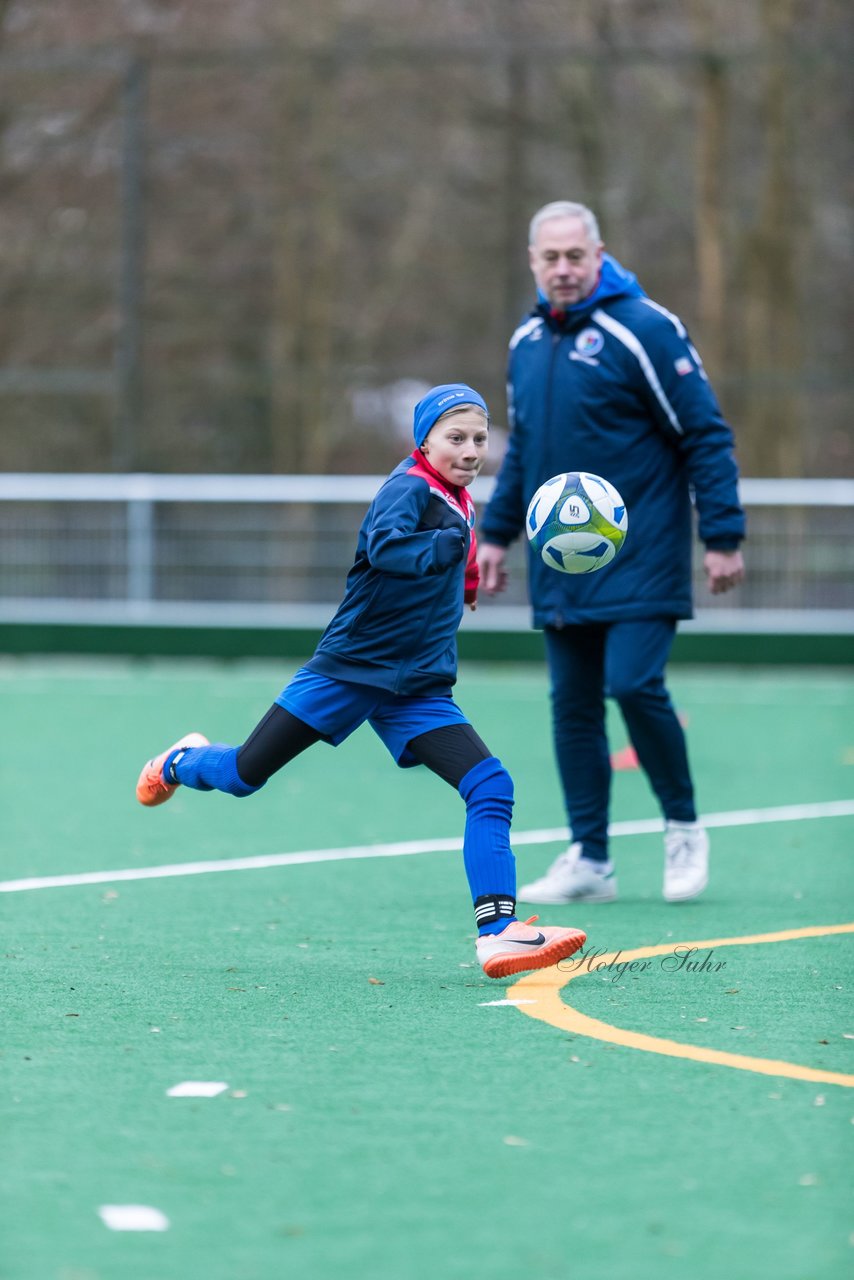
top-left (114, 56), bottom-right (148, 473)
top-left (126, 492), bottom-right (154, 604)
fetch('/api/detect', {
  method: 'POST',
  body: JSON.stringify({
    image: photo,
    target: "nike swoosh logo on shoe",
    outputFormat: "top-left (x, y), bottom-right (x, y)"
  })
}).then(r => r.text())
top-left (505, 932), bottom-right (547, 947)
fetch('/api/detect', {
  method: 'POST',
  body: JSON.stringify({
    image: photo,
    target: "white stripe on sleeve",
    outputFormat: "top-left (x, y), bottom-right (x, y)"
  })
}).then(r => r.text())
top-left (592, 308), bottom-right (684, 435)
top-left (641, 299), bottom-right (709, 381)
top-left (509, 316), bottom-right (544, 350)
top-left (640, 296), bottom-right (687, 338)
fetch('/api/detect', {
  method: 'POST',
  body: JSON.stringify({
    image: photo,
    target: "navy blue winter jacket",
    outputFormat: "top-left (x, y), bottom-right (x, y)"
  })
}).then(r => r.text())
top-left (480, 255), bottom-right (745, 626)
top-left (307, 452), bottom-right (478, 696)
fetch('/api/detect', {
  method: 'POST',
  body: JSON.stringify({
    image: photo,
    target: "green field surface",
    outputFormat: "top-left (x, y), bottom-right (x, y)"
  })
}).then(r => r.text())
top-left (1, 658), bottom-right (852, 1280)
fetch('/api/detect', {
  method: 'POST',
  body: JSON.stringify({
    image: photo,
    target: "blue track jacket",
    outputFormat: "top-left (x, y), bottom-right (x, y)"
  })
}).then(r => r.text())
top-left (480, 256), bottom-right (745, 626)
top-left (307, 452), bottom-right (478, 696)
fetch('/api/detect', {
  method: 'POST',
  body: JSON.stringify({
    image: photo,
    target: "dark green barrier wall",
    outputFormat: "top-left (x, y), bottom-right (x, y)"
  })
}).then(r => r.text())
top-left (1, 622), bottom-right (852, 665)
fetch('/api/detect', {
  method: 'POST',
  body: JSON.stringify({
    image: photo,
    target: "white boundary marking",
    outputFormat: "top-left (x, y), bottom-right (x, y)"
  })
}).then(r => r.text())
top-left (98, 1204), bottom-right (170, 1232)
top-left (2, 799), bottom-right (852, 895)
top-left (478, 999), bottom-right (538, 1007)
top-left (166, 1081), bottom-right (229, 1098)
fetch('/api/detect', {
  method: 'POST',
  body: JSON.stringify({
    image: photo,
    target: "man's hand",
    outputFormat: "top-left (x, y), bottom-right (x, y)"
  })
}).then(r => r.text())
top-left (704, 549), bottom-right (745, 596)
top-left (477, 543), bottom-right (509, 595)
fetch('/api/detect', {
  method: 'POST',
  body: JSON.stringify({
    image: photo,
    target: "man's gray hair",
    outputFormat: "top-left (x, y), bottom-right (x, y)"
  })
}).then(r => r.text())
top-left (528, 201), bottom-right (601, 246)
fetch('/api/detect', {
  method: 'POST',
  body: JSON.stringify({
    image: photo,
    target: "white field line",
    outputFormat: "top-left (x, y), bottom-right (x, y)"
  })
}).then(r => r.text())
top-left (166, 1081), bottom-right (229, 1098)
top-left (2, 799), bottom-right (853, 895)
top-left (98, 1205), bottom-right (169, 1232)
top-left (478, 999), bottom-right (538, 1007)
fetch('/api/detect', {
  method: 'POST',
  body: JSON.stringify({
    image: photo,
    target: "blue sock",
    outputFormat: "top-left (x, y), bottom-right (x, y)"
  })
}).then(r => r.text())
top-left (458, 756), bottom-right (517, 936)
top-left (477, 917), bottom-right (515, 937)
top-left (167, 743), bottom-right (260, 798)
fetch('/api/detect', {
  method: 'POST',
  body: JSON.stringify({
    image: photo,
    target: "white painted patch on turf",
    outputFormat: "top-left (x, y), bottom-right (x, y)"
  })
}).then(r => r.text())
top-left (98, 1204), bottom-right (169, 1231)
top-left (478, 999), bottom-right (538, 1007)
top-left (166, 1081), bottom-right (229, 1097)
top-left (2, 799), bottom-right (852, 894)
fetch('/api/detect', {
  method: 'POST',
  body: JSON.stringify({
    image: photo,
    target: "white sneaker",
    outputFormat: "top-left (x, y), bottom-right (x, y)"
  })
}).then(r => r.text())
top-left (517, 842), bottom-right (618, 904)
top-left (663, 821), bottom-right (709, 902)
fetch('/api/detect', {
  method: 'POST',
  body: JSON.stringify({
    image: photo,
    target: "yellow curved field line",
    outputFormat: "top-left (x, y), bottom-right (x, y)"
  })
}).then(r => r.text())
top-left (507, 923), bottom-right (854, 1087)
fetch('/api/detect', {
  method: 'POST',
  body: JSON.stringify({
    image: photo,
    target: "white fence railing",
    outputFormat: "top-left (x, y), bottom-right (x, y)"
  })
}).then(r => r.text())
top-left (1, 474), bottom-right (853, 633)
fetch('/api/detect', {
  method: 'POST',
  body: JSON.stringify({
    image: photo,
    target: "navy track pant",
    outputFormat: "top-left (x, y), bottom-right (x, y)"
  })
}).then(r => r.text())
top-left (544, 619), bottom-right (697, 861)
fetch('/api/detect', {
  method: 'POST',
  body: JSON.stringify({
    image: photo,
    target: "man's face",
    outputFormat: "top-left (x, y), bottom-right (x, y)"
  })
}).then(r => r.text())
top-left (528, 215), bottom-right (603, 311)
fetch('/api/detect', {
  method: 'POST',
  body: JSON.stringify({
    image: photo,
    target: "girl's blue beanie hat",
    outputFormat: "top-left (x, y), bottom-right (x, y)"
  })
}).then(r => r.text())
top-left (413, 384), bottom-right (488, 448)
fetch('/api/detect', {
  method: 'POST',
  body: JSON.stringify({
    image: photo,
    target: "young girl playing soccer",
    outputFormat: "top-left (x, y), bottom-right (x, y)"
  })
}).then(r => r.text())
top-left (136, 384), bottom-right (586, 979)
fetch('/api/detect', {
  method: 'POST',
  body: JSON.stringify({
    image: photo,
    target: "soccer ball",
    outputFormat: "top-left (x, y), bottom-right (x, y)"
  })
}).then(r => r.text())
top-left (526, 471), bottom-right (628, 574)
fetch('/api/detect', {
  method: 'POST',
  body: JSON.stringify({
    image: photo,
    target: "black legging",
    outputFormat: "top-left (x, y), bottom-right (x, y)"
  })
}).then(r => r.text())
top-left (236, 704), bottom-right (492, 790)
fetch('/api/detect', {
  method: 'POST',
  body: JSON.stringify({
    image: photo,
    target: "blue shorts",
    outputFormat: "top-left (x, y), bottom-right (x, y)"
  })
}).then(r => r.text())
top-left (275, 668), bottom-right (470, 768)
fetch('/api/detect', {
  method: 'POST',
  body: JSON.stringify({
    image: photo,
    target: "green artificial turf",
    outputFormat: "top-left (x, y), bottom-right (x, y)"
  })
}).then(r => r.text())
top-left (1, 658), bottom-right (852, 1280)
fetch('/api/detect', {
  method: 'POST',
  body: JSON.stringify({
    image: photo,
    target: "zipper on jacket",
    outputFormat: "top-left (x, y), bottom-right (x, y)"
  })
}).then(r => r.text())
top-left (392, 589), bottom-right (445, 694)
top-left (392, 523), bottom-right (467, 694)
top-left (545, 329), bottom-right (562, 476)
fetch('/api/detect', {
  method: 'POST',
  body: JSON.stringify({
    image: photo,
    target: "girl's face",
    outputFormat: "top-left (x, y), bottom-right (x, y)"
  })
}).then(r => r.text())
top-left (420, 407), bottom-right (488, 487)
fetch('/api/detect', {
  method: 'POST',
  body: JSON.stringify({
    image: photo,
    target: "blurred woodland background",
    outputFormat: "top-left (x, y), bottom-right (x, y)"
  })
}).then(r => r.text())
top-left (1, 0), bottom-right (852, 479)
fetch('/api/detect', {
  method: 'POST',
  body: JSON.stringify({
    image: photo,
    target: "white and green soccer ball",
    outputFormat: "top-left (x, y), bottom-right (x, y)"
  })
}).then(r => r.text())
top-left (526, 471), bottom-right (628, 574)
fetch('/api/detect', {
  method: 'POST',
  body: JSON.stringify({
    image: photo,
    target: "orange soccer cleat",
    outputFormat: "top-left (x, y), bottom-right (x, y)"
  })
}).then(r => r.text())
top-left (135, 732), bottom-right (209, 807)
top-left (476, 916), bottom-right (586, 980)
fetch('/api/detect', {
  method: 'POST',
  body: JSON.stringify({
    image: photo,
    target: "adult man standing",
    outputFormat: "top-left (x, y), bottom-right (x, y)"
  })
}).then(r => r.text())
top-left (478, 201), bottom-right (745, 904)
